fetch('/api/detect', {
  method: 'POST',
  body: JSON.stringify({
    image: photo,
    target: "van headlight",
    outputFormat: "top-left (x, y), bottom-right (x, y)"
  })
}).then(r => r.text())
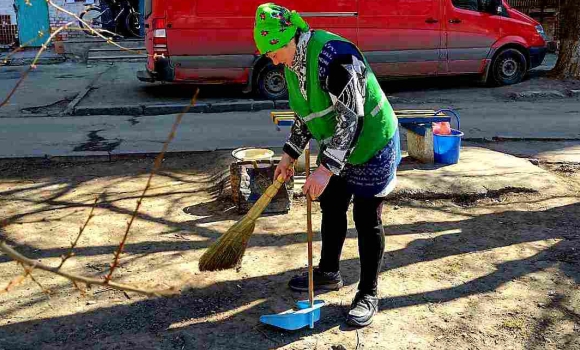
top-left (536, 25), bottom-right (548, 40)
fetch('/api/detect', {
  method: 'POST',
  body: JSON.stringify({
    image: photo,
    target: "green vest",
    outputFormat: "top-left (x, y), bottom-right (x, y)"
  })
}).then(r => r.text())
top-left (285, 30), bottom-right (398, 165)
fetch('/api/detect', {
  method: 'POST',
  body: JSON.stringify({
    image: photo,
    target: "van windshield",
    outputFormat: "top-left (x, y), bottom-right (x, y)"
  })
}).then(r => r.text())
top-left (145, 0), bottom-right (152, 18)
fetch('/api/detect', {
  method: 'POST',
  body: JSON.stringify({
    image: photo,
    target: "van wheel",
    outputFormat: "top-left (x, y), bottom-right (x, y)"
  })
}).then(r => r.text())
top-left (489, 48), bottom-right (527, 86)
top-left (256, 63), bottom-right (288, 100)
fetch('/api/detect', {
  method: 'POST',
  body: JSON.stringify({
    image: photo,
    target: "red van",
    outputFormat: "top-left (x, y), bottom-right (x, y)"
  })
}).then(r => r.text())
top-left (138, 0), bottom-right (547, 99)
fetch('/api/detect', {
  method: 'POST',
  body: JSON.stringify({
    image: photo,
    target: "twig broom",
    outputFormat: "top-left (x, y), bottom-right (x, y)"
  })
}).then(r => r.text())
top-left (198, 174), bottom-right (286, 271)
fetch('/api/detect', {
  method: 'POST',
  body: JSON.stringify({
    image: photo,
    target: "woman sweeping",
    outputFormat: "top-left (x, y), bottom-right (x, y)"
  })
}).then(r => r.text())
top-left (254, 3), bottom-right (400, 327)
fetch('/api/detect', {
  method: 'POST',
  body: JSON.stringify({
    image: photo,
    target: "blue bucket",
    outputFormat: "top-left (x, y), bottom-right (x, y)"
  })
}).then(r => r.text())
top-left (434, 129), bottom-right (464, 164)
top-left (433, 109), bottom-right (463, 165)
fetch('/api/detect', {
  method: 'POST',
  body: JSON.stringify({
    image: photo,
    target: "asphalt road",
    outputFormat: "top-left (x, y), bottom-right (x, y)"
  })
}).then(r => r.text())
top-left (0, 98), bottom-right (579, 158)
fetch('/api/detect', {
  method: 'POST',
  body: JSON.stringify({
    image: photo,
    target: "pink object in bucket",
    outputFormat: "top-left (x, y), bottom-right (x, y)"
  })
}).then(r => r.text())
top-left (433, 122), bottom-right (452, 135)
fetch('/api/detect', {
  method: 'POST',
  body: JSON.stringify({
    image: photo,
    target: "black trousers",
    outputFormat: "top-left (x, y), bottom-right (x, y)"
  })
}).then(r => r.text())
top-left (318, 175), bottom-right (385, 295)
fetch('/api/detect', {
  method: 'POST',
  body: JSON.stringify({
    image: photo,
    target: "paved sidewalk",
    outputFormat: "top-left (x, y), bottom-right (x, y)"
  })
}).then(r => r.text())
top-left (0, 63), bottom-right (109, 117)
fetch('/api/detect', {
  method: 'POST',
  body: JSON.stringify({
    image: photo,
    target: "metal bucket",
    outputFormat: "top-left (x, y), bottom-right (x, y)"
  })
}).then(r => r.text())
top-left (231, 148), bottom-right (274, 162)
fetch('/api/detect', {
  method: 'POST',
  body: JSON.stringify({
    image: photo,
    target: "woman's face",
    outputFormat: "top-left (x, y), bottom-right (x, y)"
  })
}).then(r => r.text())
top-left (266, 39), bottom-right (296, 67)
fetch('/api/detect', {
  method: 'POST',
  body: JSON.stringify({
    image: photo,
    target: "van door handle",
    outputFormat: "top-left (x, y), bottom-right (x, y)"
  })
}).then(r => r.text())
top-left (425, 18), bottom-right (439, 24)
top-left (449, 18), bottom-right (462, 24)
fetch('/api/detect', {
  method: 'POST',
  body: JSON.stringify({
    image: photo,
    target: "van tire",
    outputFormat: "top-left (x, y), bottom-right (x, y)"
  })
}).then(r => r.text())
top-left (489, 48), bottom-right (528, 86)
top-left (256, 63), bottom-right (288, 100)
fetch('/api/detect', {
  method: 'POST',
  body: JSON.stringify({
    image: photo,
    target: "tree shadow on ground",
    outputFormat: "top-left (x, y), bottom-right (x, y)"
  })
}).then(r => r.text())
top-left (525, 287), bottom-right (580, 350)
top-left (0, 201), bottom-right (578, 349)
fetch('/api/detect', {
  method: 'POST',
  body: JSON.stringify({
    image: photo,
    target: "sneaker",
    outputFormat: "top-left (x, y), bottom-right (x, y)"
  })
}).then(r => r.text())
top-left (288, 268), bottom-right (344, 292)
top-left (346, 292), bottom-right (379, 327)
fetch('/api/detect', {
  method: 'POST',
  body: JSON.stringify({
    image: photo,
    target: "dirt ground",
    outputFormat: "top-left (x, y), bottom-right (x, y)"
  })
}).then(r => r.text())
top-left (0, 151), bottom-right (579, 350)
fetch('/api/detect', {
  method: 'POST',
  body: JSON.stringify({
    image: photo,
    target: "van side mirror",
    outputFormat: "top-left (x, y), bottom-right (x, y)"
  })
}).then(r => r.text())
top-left (483, 0), bottom-right (502, 15)
top-left (494, 1), bottom-right (503, 15)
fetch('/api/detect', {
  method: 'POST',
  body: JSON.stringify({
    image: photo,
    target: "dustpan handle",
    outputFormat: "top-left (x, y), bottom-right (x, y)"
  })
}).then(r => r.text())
top-left (305, 143), bottom-right (314, 310)
top-left (305, 142), bottom-right (315, 329)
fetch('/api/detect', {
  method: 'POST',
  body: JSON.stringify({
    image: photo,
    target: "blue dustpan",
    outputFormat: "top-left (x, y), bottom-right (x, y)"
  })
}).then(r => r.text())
top-left (260, 300), bottom-right (325, 330)
top-left (260, 142), bottom-right (325, 331)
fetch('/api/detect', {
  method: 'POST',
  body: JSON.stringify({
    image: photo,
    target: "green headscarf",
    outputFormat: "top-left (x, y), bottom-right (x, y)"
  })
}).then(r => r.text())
top-left (254, 3), bottom-right (310, 55)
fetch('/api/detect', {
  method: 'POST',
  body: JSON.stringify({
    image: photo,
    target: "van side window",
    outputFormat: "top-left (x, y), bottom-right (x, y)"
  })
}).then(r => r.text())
top-left (452, 0), bottom-right (479, 12)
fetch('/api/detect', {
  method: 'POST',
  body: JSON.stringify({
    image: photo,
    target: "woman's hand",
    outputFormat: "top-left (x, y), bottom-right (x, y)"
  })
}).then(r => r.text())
top-left (303, 165), bottom-right (333, 199)
top-left (274, 152), bottom-right (295, 182)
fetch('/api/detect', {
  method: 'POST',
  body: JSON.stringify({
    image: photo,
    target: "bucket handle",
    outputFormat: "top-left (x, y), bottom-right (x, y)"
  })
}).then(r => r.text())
top-left (434, 109), bottom-right (460, 130)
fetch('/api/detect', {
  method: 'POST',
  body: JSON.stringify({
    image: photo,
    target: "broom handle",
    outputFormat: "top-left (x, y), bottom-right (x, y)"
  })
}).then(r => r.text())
top-left (305, 142), bottom-right (314, 309)
top-left (245, 174), bottom-right (285, 221)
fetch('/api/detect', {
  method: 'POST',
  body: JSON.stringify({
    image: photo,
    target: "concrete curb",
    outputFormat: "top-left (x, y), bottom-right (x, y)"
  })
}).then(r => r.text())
top-left (507, 89), bottom-right (580, 100)
top-left (507, 90), bottom-right (567, 100)
top-left (0, 150), bottom-right (216, 164)
top-left (568, 90), bottom-right (580, 97)
top-left (459, 137), bottom-right (580, 144)
top-left (74, 105), bottom-right (144, 116)
top-left (72, 100), bottom-right (289, 116)
top-left (143, 103), bottom-right (210, 115)
top-left (0, 57), bottom-right (66, 67)
top-left (490, 136), bottom-right (580, 142)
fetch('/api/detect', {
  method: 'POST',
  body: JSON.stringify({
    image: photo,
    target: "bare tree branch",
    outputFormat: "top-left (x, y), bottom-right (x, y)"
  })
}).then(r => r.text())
top-left (0, 36), bottom-right (45, 64)
top-left (0, 241), bottom-right (179, 297)
top-left (0, 1), bottom-right (201, 300)
top-left (57, 197), bottom-right (99, 270)
top-left (20, 263), bottom-right (51, 295)
top-left (105, 89), bottom-right (200, 282)
top-left (72, 280), bottom-right (87, 296)
top-left (0, 67), bottom-right (31, 108)
top-left (31, 21), bottom-right (75, 69)
top-left (1, 266), bottom-right (31, 294)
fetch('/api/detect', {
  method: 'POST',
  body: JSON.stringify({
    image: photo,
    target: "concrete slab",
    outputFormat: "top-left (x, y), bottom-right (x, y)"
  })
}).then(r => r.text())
top-left (392, 147), bottom-right (566, 199)
top-left (283, 147), bottom-right (566, 200)
top-left (475, 141), bottom-right (580, 164)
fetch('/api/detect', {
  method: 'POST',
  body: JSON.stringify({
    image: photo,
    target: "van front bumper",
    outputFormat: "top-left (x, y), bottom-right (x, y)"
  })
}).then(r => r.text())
top-left (529, 46), bottom-right (547, 69)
